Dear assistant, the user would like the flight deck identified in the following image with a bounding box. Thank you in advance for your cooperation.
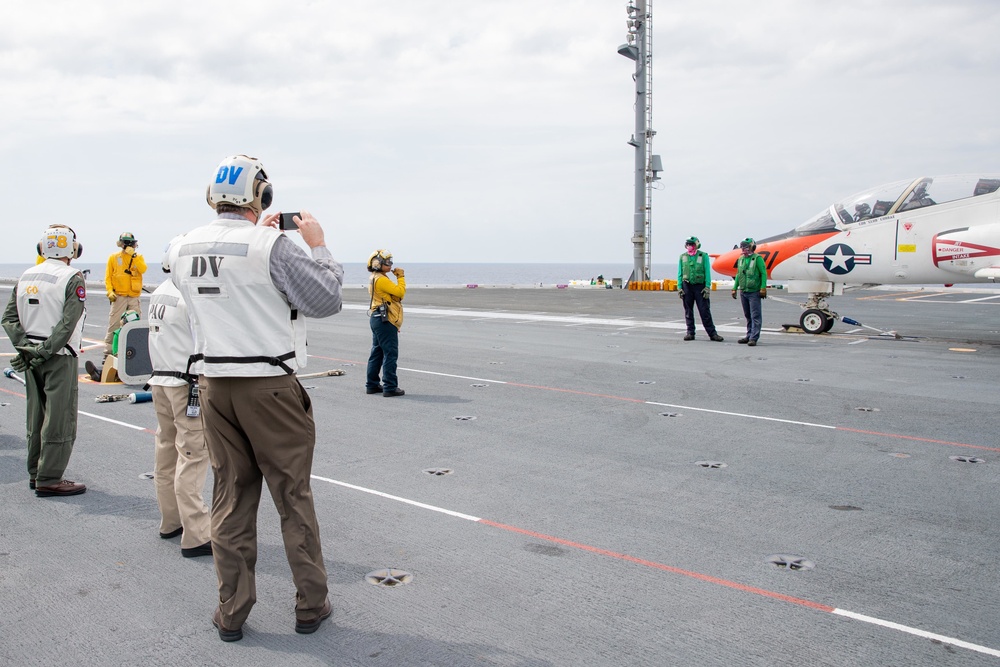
[1,285,998,666]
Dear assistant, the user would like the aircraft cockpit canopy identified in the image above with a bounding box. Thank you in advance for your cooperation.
[791,175,1000,237]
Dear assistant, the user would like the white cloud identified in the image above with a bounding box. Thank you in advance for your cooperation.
[1,0,999,269]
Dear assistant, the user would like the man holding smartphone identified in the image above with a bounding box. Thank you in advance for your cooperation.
[170,155,344,641]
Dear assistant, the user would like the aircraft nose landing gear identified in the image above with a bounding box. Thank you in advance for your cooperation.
[800,308,837,334]
[799,292,837,334]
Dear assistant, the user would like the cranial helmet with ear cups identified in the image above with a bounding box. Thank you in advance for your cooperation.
[685,236,701,249]
[38,225,83,260]
[367,249,393,272]
[206,155,273,219]
[160,235,184,274]
[739,237,756,251]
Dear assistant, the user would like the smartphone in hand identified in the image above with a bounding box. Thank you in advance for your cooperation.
[279,212,300,231]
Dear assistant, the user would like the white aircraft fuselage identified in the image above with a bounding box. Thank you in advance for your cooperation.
[712,174,1000,332]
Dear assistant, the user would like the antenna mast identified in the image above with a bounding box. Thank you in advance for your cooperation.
[618,0,661,283]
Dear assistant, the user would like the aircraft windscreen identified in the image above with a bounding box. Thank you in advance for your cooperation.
[898,175,1000,212]
[788,175,1000,237]
[793,208,837,235]
[835,179,912,222]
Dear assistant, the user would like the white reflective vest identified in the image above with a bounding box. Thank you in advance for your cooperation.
[16,259,84,356]
[148,280,201,387]
[171,219,306,377]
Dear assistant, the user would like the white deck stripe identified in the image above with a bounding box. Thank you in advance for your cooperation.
[832,609,1000,658]
[78,410,149,431]
[341,303,749,332]
[310,475,482,522]
[645,401,837,429]
[400,368,507,384]
[958,294,1000,303]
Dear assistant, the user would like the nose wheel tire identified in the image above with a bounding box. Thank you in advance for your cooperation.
[800,308,831,334]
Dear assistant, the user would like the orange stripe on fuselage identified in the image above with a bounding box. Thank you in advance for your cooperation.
[711,232,840,277]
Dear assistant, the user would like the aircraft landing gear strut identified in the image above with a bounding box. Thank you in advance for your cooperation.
[799,292,837,334]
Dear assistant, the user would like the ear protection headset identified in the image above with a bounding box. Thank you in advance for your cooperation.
[739,237,757,252]
[685,236,701,249]
[37,225,83,259]
[119,309,141,327]
[367,249,393,272]
[116,232,138,249]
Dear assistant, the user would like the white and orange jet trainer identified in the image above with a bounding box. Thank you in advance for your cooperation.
[712,174,1000,333]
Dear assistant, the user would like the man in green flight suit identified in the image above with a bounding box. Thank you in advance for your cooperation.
[677,236,724,342]
[2,225,88,496]
[731,237,768,346]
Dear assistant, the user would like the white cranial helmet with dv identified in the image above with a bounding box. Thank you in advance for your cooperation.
[206,155,273,219]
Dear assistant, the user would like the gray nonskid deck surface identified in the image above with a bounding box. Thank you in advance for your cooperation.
[1,286,999,666]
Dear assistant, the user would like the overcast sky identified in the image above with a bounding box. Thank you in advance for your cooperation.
[2,1,998,270]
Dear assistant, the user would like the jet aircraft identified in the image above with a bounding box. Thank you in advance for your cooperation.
[712,174,1000,333]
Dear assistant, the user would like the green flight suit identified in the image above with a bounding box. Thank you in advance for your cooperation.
[2,271,86,486]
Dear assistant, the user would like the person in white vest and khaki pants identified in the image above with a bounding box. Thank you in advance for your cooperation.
[148,241,212,558]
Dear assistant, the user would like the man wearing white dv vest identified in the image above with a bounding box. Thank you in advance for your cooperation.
[148,239,212,559]
[170,155,344,642]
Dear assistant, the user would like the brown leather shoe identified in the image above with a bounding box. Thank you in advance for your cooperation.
[295,598,332,634]
[212,608,243,642]
[35,480,87,497]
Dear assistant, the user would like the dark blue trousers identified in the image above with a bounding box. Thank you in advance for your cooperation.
[366,316,399,391]
[739,291,763,341]
[681,281,719,337]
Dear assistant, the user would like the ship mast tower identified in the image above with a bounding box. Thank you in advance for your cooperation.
[618,0,661,283]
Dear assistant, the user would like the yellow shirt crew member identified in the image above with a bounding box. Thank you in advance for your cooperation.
[103,232,146,359]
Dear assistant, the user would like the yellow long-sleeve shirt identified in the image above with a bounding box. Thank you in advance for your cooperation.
[105,250,147,297]
[369,272,405,329]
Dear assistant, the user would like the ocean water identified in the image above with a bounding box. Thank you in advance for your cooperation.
[0,262,680,287]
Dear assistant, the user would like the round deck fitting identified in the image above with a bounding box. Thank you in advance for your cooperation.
[365,569,413,587]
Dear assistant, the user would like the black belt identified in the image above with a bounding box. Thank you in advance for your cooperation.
[24,333,77,357]
[151,370,197,382]
[188,351,296,376]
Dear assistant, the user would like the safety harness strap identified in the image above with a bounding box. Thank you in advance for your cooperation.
[24,333,77,357]
[201,350,296,375]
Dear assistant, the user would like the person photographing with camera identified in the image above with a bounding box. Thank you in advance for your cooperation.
[103,231,146,361]
[365,250,405,397]
[171,155,343,641]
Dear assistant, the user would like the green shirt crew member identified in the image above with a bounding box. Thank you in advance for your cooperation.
[677,236,723,342]
[2,225,88,496]
[731,238,767,346]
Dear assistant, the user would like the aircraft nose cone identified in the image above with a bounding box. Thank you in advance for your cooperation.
[712,251,739,277]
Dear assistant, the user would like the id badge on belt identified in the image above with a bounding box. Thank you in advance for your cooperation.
[186,381,201,418]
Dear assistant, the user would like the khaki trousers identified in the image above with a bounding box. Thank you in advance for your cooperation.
[104,294,140,356]
[152,384,211,549]
[200,374,328,629]
[25,354,79,485]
